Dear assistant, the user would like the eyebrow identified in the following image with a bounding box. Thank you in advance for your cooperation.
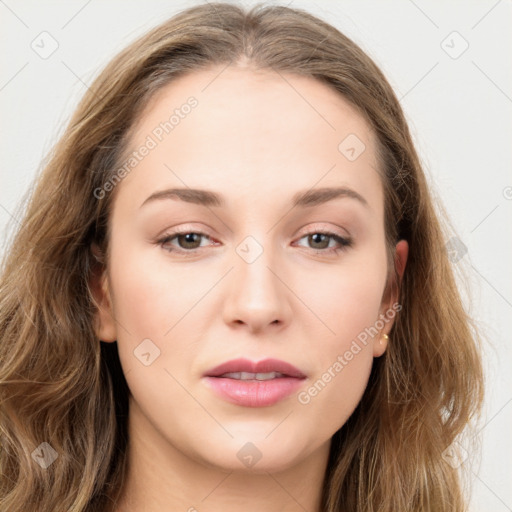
[140,186,369,209]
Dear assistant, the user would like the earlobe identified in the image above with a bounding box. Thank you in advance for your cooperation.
[89,244,117,343]
[373,333,388,357]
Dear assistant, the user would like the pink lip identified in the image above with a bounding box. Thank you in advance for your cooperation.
[202,358,307,408]
[204,358,306,378]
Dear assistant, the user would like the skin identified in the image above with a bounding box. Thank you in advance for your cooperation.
[91,64,408,512]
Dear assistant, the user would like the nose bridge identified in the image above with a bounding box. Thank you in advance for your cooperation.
[234,231,280,299]
[222,230,292,331]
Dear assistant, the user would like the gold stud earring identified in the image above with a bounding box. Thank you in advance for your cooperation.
[381,333,389,344]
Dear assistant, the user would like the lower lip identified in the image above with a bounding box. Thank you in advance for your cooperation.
[202,376,305,407]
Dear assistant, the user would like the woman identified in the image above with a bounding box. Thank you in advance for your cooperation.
[0,3,484,511]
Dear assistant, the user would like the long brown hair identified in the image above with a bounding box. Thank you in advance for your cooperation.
[0,3,484,511]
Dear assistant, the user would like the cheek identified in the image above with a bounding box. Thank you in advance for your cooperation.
[296,341,373,436]
[107,249,207,423]
[293,249,387,346]
[108,247,205,339]
[291,254,386,424]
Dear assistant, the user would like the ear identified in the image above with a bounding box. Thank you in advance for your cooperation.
[373,239,409,357]
[89,243,117,342]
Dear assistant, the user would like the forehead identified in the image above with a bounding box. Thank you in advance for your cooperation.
[114,64,382,214]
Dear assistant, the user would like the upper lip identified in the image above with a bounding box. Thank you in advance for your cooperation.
[204,358,307,378]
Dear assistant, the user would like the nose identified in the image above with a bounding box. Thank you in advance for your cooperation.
[222,241,293,334]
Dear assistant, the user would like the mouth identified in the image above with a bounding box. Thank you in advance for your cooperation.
[202,358,307,407]
[203,357,307,379]
[216,371,288,380]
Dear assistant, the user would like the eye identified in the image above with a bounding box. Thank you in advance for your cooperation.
[156,227,352,257]
[294,231,352,255]
[157,229,214,255]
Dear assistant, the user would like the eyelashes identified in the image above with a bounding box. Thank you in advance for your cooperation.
[156,227,353,258]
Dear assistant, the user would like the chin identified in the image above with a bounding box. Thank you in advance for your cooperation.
[196,433,311,473]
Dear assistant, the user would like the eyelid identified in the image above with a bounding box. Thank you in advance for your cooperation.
[295,222,350,239]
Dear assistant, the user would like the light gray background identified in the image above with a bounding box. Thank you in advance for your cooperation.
[1,1,511,510]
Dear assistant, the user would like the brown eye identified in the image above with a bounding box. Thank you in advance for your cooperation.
[157,229,351,257]
[175,233,203,249]
[308,233,331,249]
[295,231,352,254]
[158,231,212,254]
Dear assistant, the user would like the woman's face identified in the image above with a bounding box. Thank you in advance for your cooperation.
[93,65,407,473]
